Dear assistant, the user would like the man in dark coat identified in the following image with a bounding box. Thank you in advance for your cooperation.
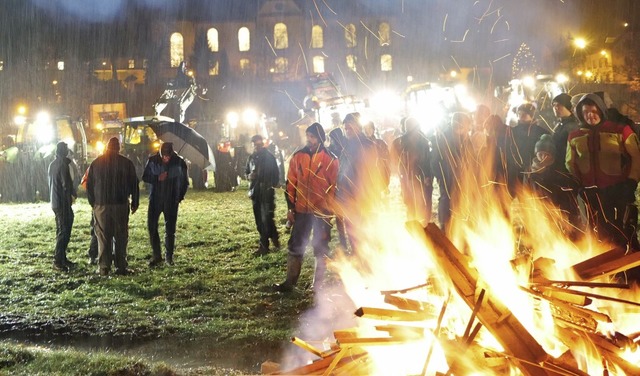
[246,134,281,255]
[86,137,140,276]
[506,103,549,197]
[48,141,77,272]
[550,93,579,172]
[391,117,433,225]
[143,142,189,266]
[335,113,379,255]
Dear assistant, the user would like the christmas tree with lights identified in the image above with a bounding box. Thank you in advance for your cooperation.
[512,43,538,78]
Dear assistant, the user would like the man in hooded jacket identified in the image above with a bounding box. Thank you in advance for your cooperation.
[274,123,339,292]
[143,142,189,266]
[48,141,77,271]
[566,93,640,249]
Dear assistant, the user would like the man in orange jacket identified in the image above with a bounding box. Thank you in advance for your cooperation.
[274,123,339,292]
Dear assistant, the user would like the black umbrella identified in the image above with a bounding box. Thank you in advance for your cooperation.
[149,121,216,171]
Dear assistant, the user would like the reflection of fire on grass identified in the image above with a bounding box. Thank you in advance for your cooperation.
[267,153,640,375]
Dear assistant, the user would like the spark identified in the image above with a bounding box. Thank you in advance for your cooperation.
[505,20,510,30]
[451,29,469,43]
[311,0,327,27]
[493,53,511,63]
[490,15,502,34]
[493,39,509,43]
[442,13,448,32]
[450,56,462,71]
[320,0,336,15]
[392,30,405,39]
[264,36,277,57]
[276,90,302,114]
[299,42,309,76]
[360,20,380,43]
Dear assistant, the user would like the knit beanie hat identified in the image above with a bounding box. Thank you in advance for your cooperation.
[552,93,573,112]
[107,137,120,151]
[534,134,555,156]
[56,141,68,158]
[306,122,326,143]
[161,142,174,157]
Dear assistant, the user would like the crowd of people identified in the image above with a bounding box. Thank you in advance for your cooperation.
[47,91,640,287]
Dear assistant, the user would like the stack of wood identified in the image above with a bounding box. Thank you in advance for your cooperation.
[267,223,640,375]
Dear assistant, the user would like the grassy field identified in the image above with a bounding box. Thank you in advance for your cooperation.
[0,184,327,375]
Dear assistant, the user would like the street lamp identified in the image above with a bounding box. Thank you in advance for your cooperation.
[574,38,587,50]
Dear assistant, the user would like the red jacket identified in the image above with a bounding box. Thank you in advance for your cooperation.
[286,145,338,215]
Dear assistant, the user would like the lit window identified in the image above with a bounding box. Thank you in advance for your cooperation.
[209,60,219,76]
[274,23,288,49]
[313,56,325,73]
[170,32,184,68]
[143,59,148,69]
[311,25,323,49]
[128,59,135,69]
[346,54,357,72]
[274,57,288,73]
[379,22,390,46]
[345,24,357,48]
[57,61,64,70]
[0,61,3,71]
[238,27,250,52]
[240,58,251,73]
[207,28,219,52]
[381,54,392,71]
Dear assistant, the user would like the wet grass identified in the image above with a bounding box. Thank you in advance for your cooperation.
[0,184,319,374]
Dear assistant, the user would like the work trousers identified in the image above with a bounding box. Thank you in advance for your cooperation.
[93,204,130,272]
[53,206,74,264]
[252,191,279,248]
[148,200,179,260]
[288,213,332,258]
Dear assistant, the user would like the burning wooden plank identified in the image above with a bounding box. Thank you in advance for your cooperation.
[571,248,640,281]
[354,307,434,321]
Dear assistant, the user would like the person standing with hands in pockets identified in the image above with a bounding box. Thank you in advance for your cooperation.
[143,142,189,267]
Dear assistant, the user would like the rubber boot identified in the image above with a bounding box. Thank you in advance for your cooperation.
[274,255,303,292]
[311,257,327,292]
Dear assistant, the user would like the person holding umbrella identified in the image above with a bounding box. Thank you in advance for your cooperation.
[143,142,189,266]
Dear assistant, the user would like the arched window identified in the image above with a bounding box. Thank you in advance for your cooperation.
[238,27,250,52]
[311,25,323,49]
[207,28,219,52]
[345,24,357,48]
[170,32,184,68]
[275,57,288,73]
[379,22,390,46]
[346,54,357,72]
[313,56,325,73]
[381,54,392,71]
[274,23,288,49]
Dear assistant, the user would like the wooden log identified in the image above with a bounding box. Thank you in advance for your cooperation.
[383,294,435,313]
[291,337,328,358]
[354,307,432,321]
[571,248,640,281]
[538,286,592,306]
[336,337,414,346]
[540,285,640,307]
[411,222,552,376]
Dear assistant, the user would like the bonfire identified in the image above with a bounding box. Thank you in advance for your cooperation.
[267,155,640,375]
